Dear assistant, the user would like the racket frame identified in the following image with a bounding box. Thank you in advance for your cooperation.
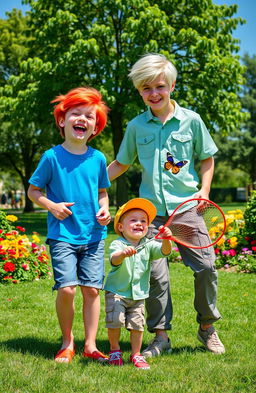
[136,198,226,250]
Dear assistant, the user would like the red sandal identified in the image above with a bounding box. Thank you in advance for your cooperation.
[54,348,75,363]
[83,350,109,363]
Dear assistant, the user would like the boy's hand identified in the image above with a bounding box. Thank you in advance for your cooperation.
[122,246,137,257]
[96,207,111,226]
[159,225,172,239]
[111,246,137,265]
[49,202,75,220]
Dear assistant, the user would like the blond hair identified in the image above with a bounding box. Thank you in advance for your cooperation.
[128,53,177,90]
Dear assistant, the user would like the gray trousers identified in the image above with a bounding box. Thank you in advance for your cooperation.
[145,212,221,333]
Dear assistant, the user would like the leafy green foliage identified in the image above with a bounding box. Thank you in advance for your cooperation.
[243,190,256,237]
[0,0,248,206]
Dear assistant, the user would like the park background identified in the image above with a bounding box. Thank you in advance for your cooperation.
[0,1,256,393]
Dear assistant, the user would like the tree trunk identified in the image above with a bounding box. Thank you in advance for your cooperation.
[109,108,128,208]
[22,176,35,213]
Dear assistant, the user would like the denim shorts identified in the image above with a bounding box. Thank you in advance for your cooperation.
[47,239,105,291]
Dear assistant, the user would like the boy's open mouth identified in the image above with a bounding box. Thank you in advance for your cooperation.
[73,125,87,132]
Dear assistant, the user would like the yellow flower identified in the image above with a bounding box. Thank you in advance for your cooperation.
[6,215,18,222]
[32,234,40,243]
[229,236,238,248]
[216,237,225,247]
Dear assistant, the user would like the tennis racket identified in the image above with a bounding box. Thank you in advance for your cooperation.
[136,198,226,250]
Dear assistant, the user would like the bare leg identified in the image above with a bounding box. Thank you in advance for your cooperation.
[81,286,100,353]
[55,286,76,362]
[130,330,143,356]
[108,328,121,350]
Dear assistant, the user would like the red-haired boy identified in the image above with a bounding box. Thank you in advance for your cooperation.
[28,87,111,363]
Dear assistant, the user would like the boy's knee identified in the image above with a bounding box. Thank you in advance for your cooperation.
[81,286,99,298]
[57,286,77,301]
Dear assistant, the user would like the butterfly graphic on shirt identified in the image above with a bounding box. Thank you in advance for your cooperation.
[164,152,188,174]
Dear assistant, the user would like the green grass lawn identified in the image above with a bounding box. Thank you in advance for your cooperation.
[1,264,255,393]
[1,203,255,393]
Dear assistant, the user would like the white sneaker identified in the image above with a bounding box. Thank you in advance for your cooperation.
[197,326,225,354]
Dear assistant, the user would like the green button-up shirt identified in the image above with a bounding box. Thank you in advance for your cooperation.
[104,237,169,300]
[117,101,218,215]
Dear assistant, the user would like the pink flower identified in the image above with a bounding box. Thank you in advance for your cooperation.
[22,264,29,271]
[229,249,236,256]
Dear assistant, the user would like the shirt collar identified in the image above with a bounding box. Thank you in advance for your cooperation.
[145,100,183,122]
[117,236,147,247]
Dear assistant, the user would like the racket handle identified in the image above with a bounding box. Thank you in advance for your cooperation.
[135,237,154,250]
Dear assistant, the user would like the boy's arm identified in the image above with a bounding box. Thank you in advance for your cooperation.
[27,184,74,220]
[159,226,172,256]
[96,188,111,225]
[111,246,137,266]
[107,160,130,181]
[195,156,214,200]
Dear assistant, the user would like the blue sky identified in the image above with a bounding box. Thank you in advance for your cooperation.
[0,0,255,57]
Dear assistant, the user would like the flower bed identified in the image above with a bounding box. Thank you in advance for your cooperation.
[169,197,256,273]
[0,211,51,284]
[214,209,256,273]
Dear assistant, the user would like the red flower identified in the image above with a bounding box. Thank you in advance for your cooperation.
[0,229,3,234]
[251,240,256,245]
[3,262,16,272]
[214,248,220,254]
[16,226,26,232]
[252,246,256,251]
[244,236,250,241]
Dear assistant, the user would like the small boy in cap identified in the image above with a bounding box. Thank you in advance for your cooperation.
[104,198,172,369]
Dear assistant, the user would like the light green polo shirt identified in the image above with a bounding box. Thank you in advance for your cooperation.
[104,237,169,300]
[116,100,218,215]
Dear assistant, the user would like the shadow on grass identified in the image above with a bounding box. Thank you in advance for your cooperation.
[171,345,206,354]
[1,337,111,359]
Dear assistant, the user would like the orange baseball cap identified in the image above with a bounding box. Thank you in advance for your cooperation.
[114,198,157,236]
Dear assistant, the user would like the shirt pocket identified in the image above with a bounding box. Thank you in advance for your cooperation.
[137,134,155,158]
[171,133,193,159]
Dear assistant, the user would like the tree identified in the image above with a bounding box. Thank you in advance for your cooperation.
[0,10,61,211]
[214,53,256,187]
[240,54,256,183]
[0,0,247,207]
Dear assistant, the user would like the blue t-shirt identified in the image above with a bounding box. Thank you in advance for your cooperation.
[29,145,111,244]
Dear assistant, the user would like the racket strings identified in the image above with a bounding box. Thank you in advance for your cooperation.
[156,203,225,248]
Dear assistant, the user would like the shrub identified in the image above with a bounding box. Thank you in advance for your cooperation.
[243,190,256,237]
